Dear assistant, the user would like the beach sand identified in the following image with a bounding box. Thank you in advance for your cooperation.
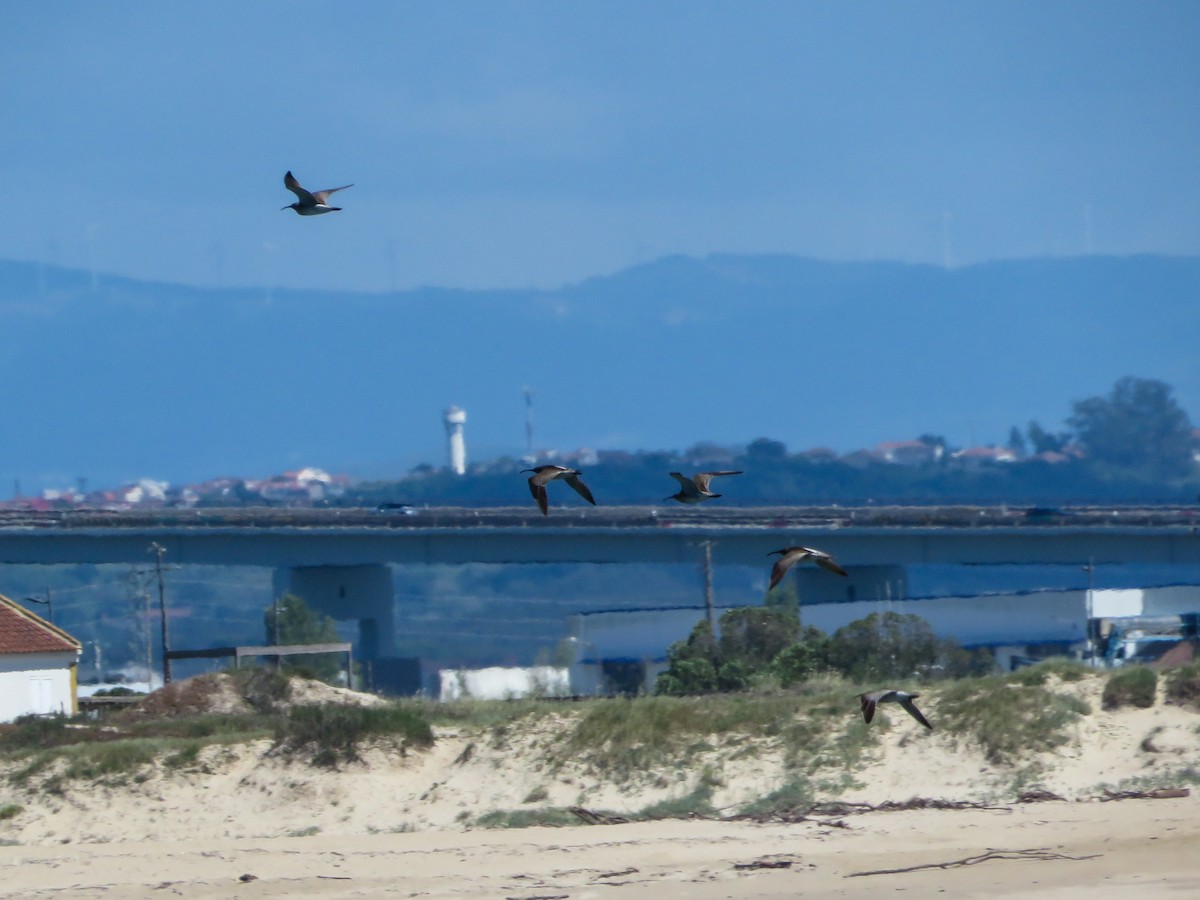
[1,795,1197,898]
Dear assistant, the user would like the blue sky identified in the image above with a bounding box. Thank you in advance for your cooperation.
[4,1,1198,293]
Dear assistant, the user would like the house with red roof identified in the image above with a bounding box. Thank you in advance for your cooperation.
[0,594,83,722]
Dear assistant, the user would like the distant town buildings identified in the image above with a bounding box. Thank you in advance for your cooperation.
[0,429,1133,513]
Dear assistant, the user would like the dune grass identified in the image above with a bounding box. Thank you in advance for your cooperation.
[0,675,436,786]
[1102,666,1158,709]
[274,703,434,767]
[1164,662,1200,710]
[934,673,1091,764]
[1007,658,1093,686]
[548,681,877,780]
[475,807,583,829]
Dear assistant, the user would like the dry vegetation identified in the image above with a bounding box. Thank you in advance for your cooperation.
[0,661,1198,843]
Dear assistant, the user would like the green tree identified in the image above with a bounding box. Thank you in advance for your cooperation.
[743,437,788,465]
[1006,426,1027,457]
[656,606,801,695]
[827,611,942,682]
[764,575,800,618]
[655,619,721,695]
[770,626,831,687]
[263,593,341,683]
[718,606,800,669]
[1067,376,1195,479]
[1026,420,1069,454]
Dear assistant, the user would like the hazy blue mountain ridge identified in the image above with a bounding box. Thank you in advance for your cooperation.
[1,253,1196,496]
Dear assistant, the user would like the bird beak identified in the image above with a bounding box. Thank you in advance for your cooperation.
[280,205,290,211]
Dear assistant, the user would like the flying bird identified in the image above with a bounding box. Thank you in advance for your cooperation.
[766,546,848,591]
[281,171,353,215]
[664,470,743,503]
[521,465,596,516]
[858,689,933,730]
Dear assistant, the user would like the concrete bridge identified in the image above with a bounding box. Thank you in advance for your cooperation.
[2,505,1197,662]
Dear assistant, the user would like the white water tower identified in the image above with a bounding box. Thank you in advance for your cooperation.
[443,405,467,475]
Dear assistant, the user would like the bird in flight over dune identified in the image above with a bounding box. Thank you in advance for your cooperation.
[521,465,596,516]
[281,171,353,215]
[858,689,933,730]
[766,545,848,591]
[664,471,743,503]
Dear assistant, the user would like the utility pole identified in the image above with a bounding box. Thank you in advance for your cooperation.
[150,542,171,685]
[702,540,715,629]
[21,588,53,624]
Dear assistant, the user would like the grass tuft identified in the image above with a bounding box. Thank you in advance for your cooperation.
[274,703,434,767]
[737,777,815,818]
[1008,658,1093,686]
[1164,663,1200,711]
[1102,666,1157,710]
[632,783,716,820]
[934,675,1090,764]
[475,807,582,829]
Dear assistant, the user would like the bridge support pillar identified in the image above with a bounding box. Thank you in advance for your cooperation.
[792,564,908,606]
[272,564,395,660]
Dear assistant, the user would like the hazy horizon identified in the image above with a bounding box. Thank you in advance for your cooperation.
[5,3,1198,293]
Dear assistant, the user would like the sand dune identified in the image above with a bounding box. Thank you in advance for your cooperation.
[1,673,1197,897]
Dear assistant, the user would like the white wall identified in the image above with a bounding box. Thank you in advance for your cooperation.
[438,665,569,702]
[0,652,77,722]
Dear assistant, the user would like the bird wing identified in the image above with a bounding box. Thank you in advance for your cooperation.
[284,171,315,203]
[528,479,549,515]
[694,470,742,492]
[669,472,700,495]
[527,466,557,487]
[814,553,849,577]
[859,692,878,724]
[768,549,804,591]
[564,474,596,505]
[899,696,933,730]
[311,184,354,204]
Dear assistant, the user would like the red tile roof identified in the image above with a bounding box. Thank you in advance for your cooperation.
[0,595,81,655]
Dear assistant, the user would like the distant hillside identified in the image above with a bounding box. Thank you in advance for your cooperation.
[1,253,1197,495]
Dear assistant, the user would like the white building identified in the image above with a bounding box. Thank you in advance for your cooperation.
[443,406,467,475]
[0,594,82,722]
[438,665,569,701]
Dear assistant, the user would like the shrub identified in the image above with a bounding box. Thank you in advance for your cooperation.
[0,804,21,820]
[633,783,716,820]
[718,607,800,669]
[771,629,830,687]
[1102,666,1157,710]
[1009,657,1092,686]
[475,807,581,829]
[738,778,815,819]
[656,607,806,694]
[234,668,293,713]
[936,676,1091,764]
[656,657,719,696]
[1163,662,1200,710]
[62,740,158,781]
[827,611,945,682]
[274,703,434,767]
[0,715,70,752]
[716,659,755,692]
